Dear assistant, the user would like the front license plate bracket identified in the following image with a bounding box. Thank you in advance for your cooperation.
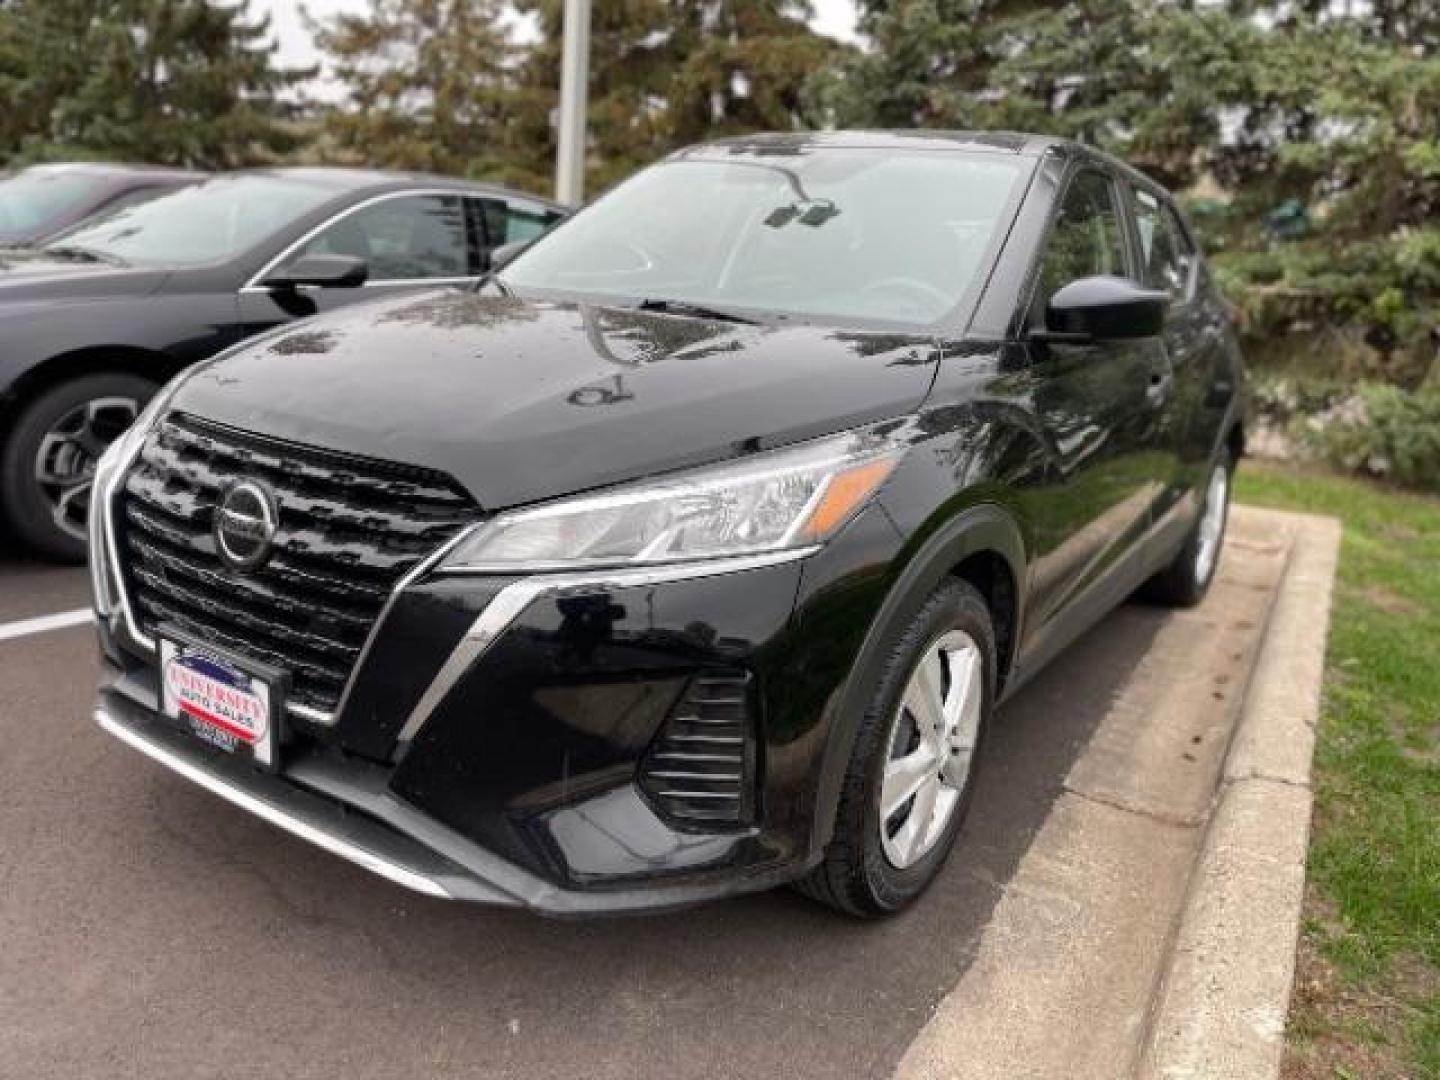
[158,626,286,772]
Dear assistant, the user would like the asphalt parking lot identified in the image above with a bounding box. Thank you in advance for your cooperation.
[0,522,1286,1080]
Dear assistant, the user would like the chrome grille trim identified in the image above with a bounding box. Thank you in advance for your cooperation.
[112,413,479,724]
[639,670,755,825]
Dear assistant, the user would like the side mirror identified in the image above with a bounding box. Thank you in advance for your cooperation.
[488,240,530,272]
[263,253,369,290]
[1040,275,1169,343]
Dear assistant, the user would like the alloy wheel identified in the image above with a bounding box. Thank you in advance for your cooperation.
[1194,463,1229,587]
[32,395,141,542]
[879,629,984,870]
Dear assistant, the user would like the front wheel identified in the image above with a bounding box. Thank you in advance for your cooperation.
[796,578,995,918]
[1144,449,1234,608]
[0,373,158,562]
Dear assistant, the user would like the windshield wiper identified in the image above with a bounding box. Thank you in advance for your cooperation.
[474,271,512,297]
[43,244,128,267]
[635,298,759,325]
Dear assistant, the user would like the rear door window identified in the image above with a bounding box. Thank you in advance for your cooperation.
[1132,189,1196,301]
[474,197,563,249]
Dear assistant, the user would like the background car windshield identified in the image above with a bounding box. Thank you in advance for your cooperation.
[0,170,105,240]
[503,152,1025,326]
[47,175,335,266]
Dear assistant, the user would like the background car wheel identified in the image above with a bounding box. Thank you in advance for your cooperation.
[1143,447,1234,608]
[0,373,158,562]
[795,578,995,918]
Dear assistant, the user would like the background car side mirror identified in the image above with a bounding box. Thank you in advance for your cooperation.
[1039,275,1169,343]
[487,240,530,272]
[263,253,369,290]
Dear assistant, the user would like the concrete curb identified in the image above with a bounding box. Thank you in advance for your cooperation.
[1137,510,1342,1080]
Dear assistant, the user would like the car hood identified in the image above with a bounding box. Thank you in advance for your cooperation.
[170,290,939,509]
[0,249,167,300]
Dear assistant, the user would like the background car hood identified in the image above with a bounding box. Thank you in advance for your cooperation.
[171,290,939,509]
[0,250,167,299]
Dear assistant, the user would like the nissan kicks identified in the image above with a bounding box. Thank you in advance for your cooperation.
[89,132,1245,917]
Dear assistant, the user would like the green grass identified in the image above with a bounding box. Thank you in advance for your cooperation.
[1235,462,1440,1078]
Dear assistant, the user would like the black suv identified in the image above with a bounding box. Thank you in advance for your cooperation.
[0,168,563,558]
[90,133,1245,917]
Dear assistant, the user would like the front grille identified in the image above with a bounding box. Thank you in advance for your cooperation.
[638,671,755,826]
[117,413,478,717]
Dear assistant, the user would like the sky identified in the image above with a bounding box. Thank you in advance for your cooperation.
[258,0,861,79]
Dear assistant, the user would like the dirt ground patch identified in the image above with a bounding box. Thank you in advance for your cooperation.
[1283,896,1438,1079]
[1355,583,1425,618]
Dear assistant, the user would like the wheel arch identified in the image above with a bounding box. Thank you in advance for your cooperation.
[808,502,1028,855]
[0,345,180,434]
[950,548,1019,694]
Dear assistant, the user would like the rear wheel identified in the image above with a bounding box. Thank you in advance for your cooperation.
[1144,449,1233,608]
[0,373,158,562]
[796,578,995,918]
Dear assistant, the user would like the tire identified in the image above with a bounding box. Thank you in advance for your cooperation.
[796,578,996,918]
[1143,448,1234,608]
[0,373,158,562]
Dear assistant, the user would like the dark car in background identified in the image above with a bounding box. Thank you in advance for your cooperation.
[90,132,1245,917]
[0,163,203,248]
[0,167,565,558]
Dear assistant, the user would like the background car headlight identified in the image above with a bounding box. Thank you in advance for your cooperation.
[443,431,902,573]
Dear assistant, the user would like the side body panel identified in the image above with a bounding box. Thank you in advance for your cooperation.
[998,157,1179,665]
[0,264,247,400]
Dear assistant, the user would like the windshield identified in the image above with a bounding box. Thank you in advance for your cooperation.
[503,152,1026,327]
[0,170,106,241]
[46,175,337,266]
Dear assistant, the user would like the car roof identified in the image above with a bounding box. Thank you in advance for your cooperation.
[679,130,1036,157]
[672,130,1168,193]
[19,161,207,180]
[232,167,565,209]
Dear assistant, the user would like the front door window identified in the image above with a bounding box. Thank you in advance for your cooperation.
[1032,170,1127,324]
[298,194,471,282]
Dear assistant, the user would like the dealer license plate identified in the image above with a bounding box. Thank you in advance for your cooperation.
[160,637,281,769]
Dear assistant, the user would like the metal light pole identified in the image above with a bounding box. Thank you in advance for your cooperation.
[555,0,591,207]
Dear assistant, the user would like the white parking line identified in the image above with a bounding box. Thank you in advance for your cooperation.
[0,608,94,644]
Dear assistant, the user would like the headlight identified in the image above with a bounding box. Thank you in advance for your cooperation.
[442,430,902,573]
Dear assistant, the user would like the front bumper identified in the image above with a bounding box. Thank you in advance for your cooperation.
[96,684,816,916]
[93,495,906,913]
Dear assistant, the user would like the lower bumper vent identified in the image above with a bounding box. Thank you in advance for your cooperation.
[638,671,755,826]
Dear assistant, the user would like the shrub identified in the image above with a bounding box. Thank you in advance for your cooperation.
[1302,382,1440,494]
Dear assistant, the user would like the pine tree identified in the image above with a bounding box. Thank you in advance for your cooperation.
[0,3,26,156]
[818,0,1437,382]
[812,0,1042,129]
[502,0,678,194]
[504,0,838,197]
[663,1,837,147]
[815,0,1243,188]
[308,0,514,177]
[0,0,309,167]
[1214,12,1440,381]
[977,4,1258,188]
